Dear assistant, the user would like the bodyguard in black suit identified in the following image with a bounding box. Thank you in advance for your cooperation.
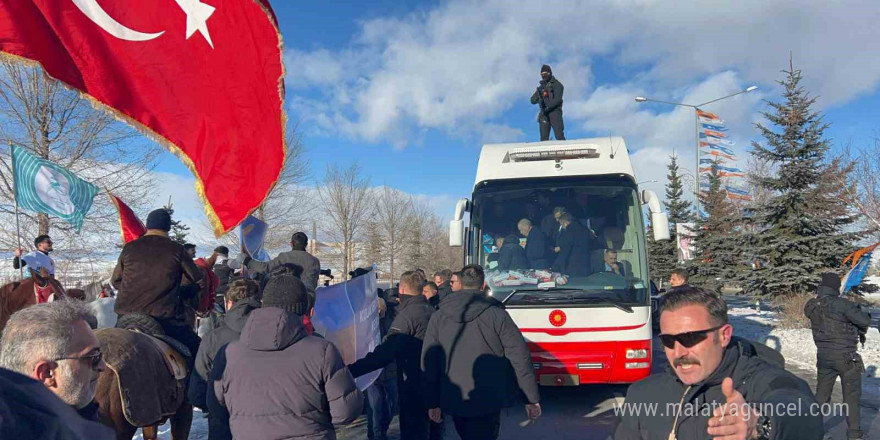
[551,213,591,276]
[518,219,549,269]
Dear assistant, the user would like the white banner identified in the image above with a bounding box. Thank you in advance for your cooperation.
[311,268,381,391]
[676,223,696,262]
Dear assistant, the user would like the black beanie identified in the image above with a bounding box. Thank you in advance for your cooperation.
[262,273,309,316]
[146,209,172,232]
[541,64,552,74]
[819,272,841,291]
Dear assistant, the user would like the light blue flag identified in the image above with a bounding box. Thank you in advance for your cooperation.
[13,146,98,231]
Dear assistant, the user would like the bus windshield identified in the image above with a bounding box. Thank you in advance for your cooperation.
[470,179,649,307]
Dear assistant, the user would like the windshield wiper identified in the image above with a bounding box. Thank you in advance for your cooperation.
[503,288,635,313]
[502,287,582,304]
[573,296,634,313]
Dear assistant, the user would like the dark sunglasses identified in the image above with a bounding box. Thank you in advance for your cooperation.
[659,325,723,349]
[55,350,103,369]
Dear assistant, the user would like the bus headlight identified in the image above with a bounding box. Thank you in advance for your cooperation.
[625,362,650,369]
[626,349,648,359]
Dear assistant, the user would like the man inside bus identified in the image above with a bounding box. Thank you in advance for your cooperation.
[552,213,591,276]
[541,207,568,246]
[602,249,627,278]
[517,219,549,269]
[494,235,528,272]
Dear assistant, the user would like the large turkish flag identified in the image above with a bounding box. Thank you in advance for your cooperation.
[107,193,145,244]
[0,0,286,236]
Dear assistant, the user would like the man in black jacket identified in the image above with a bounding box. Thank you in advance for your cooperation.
[422,264,541,440]
[433,269,453,303]
[529,64,564,141]
[552,213,591,276]
[805,273,871,439]
[495,234,528,272]
[518,218,548,269]
[615,286,823,440]
[189,279,261,440]
[349,271,435,440]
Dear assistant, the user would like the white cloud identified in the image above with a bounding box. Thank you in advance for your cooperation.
[285,0,880,148]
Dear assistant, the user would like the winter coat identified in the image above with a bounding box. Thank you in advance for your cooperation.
[421,290,540,417]
[190,298,261,410]
[112,233,203,321]
[213,259,234,295]
[0,367,114,440]
[349,294,434,397]
[530,76,564,116]
[614,338,823,440]
[524,227,549,269]
[245,249,321,296]
[552,221,591,276]
[497,235,529,272]
[215,307,362,440]
[804,286,871,355]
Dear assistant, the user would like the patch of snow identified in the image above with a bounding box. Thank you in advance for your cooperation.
[729,306,880,399]
[131,408,208,440]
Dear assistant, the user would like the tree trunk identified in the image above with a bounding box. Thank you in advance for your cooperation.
[38,213,49,236]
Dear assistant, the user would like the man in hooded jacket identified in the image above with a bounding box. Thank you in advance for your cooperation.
[530,64,564,141]
[421,264,541,440]
[805,273,871,439]
[214,271,362,440]
[190,279,261,440]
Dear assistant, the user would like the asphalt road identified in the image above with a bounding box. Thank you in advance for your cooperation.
[335,295,880,440]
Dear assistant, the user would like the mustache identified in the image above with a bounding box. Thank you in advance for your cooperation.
[674,357,700,367]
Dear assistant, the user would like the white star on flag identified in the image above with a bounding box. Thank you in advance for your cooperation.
[175,0,216,49]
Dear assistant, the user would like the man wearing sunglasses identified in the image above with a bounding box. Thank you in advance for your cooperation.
[0,301,107,422]
[614,286,823,440]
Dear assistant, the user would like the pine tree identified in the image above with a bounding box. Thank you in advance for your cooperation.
[742,59,858,295]
[162,201,190,246]
[692,161,742,292]
[647,154,692,285]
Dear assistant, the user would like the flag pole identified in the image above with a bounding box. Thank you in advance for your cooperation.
[9,142,23,280]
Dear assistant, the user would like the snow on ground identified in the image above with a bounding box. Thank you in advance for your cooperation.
[864,276,880,304]
[131,408,208,440]
[729,306,880,400]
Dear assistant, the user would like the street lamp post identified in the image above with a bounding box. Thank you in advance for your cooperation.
[634,86,757,215]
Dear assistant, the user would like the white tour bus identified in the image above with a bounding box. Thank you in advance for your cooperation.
[449,137,670,386]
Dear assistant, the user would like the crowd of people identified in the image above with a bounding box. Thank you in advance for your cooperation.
[0,206,872,440]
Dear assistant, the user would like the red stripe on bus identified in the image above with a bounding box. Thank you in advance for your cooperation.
[519,322,646,336]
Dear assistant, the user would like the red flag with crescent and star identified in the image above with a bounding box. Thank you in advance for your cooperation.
[107,193,146,244]
[0,0,286,236]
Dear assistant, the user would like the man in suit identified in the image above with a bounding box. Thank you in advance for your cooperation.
[495,235,529,272]
[244,232,320,302]
[551,213,591,276]
[540,207,567,245]
[602,249,627,277]
[517,219,548,269]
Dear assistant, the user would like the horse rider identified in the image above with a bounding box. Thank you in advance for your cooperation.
[12,234,55,279]
[111,208,204,367]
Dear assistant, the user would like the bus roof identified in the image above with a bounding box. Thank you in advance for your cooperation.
[474,137,635,189]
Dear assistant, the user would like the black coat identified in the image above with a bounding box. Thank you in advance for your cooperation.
[805,286,871,355]
[421,290,540,417]
[497,236,529,272]
[614,338,822,440]
[524,227,549,269]
[0,368,114,440]
[190,298,260,410]
[213,260,234,295]
[552,222,591,276]
[349,294,434,398]
[530,76,564,115]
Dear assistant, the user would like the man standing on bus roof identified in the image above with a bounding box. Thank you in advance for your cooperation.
[529,64,564,141]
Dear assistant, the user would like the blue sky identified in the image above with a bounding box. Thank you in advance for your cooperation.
[154,0,880,238]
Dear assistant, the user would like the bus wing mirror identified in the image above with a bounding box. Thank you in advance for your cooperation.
[641,189,671,241]
[652,212,670,241]
[450,220,464,247]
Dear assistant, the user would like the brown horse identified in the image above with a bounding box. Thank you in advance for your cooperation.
[93,327,193,440]
[0,276,66,331]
